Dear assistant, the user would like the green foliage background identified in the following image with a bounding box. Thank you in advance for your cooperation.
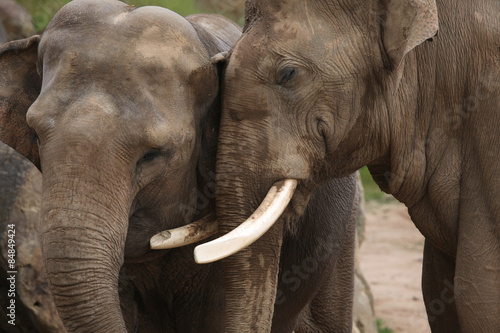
[17,0,200,31]
[360,167,394,202]
[376,319,395,333]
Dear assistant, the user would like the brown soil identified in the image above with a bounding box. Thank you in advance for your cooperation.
[359,202,431,333]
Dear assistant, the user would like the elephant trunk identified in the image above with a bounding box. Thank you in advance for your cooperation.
[218,177,284,332]
[213,130,287,332]
[39,168,130,332]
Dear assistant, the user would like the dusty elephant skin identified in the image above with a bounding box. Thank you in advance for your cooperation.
[0,0,241,331]
[0,142,65,333]
[216,0,500,332]
[0,22,6,44]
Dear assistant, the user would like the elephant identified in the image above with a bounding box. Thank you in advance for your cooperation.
[0,0,35,41]
[0,23,6,43]
[190,0,500,332]
[0,0,364,331]
[0,141,66,333]
[0,0,242,331]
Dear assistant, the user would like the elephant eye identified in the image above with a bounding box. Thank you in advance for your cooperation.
[32,131,41,146]
[137,149,161,166]
[278,67,298,86]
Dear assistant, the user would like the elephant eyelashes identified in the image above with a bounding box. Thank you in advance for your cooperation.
[278,67,298,86]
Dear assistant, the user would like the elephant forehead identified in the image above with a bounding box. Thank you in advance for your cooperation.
[38,2,211,105]
[48,0,191,30]
[36,6,211,114]
[42,0,206,61]
[30,89,196,150]
[133,33,206,75]
[241,0,369,61]
[42,1,207,62]
[32,1,211,138]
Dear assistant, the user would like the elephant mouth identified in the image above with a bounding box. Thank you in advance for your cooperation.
[287,180,314,217]
[150,179,301,264]
[125,210,206,263]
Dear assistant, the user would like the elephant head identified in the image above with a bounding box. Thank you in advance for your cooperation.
[0,0,239,331]
[192,0,439,331]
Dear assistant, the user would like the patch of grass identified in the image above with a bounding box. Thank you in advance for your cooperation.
[376,318,394,333]
[17,0,200,31]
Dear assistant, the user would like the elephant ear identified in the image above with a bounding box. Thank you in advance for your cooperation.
[0,35,41,170]
[382,0,439,69]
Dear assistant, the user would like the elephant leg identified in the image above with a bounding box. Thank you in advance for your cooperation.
[295,226,355,333]
[454,211,500,333]
[421,240,460,333]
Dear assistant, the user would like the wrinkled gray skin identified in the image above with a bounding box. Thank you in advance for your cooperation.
[0,0,363,331]
[0,23,6,43]
[0,142,65,333]
[218,0,500,332]
[0,0,242,331]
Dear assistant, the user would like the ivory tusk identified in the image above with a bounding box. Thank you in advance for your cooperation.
[194,179,298,264]
[150,213,218,250]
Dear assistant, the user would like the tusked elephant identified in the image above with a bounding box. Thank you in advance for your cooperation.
[189,0,500,332]
[0,0,362,332]
[0,0,242,331]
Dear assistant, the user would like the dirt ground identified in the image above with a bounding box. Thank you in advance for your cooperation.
[359,202,431,333]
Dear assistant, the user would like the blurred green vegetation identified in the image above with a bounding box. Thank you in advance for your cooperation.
[359,166,394,202]
[17,0,200,31]
[376,319,394,333]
